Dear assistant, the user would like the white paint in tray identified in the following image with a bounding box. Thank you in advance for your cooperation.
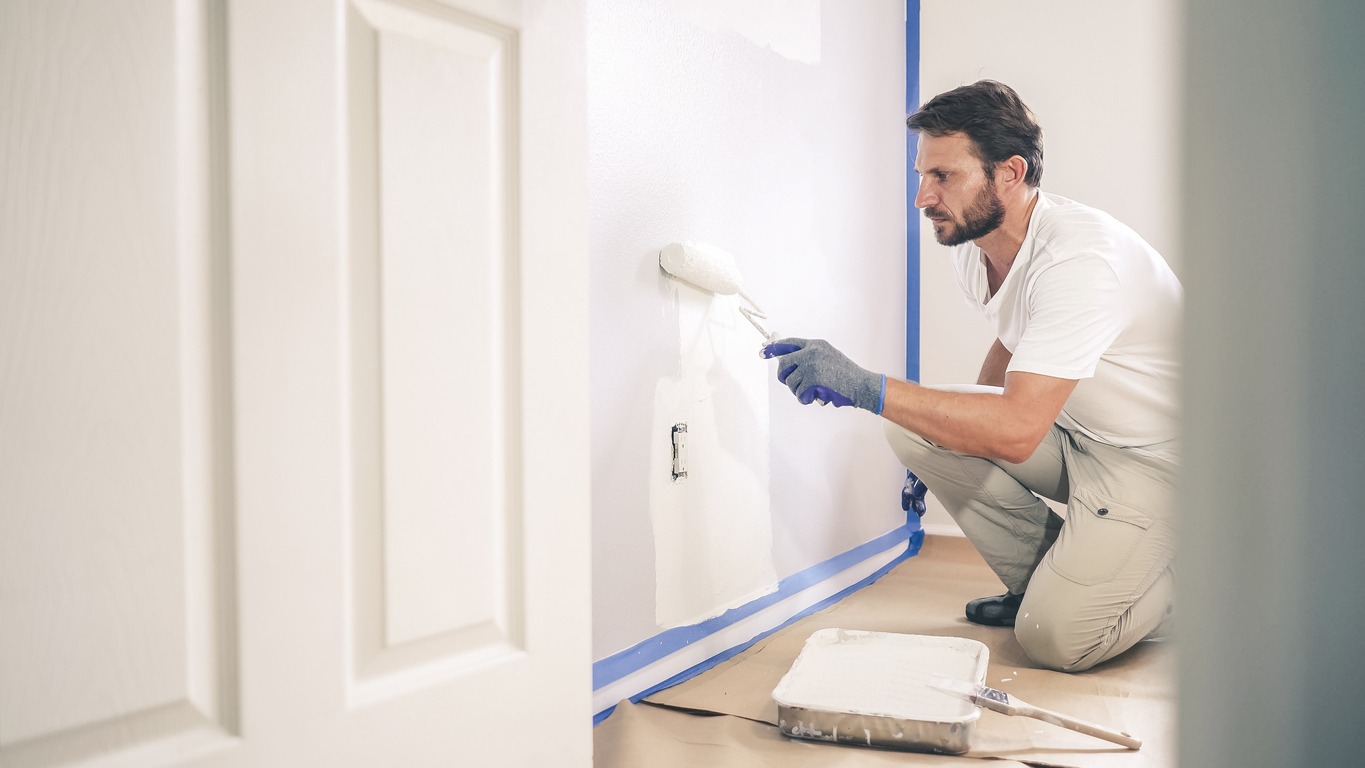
[773,629,989,722]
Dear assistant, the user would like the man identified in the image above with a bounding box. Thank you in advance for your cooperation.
[763,80,1181,672]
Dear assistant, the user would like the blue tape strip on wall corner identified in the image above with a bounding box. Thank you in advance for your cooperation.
[905,0,922,383]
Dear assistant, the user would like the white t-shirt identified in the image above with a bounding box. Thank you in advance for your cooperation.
[951,191,1183,460]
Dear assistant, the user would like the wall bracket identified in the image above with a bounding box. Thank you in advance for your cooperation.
[670,423,688,482]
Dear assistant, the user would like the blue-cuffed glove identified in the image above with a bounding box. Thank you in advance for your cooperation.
[760,337,886,414]
[902,471,928,517]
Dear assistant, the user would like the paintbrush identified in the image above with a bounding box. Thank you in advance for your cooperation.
[928,676,1142,750]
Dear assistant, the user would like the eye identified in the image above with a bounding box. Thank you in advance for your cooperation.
[936,172,949,182]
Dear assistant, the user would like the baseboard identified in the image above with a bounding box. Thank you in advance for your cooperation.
[591,524,924,724]
[919,521,965,537]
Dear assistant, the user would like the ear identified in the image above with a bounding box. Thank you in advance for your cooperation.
[998,155,1029,187]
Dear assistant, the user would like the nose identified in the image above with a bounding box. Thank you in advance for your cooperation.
[914,178,935,210]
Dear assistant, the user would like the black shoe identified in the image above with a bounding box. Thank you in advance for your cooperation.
[965,592,1024,627]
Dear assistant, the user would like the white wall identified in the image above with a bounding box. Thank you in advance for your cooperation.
[588,0,908,659]
[915,0,1182,535]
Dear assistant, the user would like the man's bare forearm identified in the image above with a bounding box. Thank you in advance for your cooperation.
[881,369,1076,464]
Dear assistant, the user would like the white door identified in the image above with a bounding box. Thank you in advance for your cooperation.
[0,0,591,766]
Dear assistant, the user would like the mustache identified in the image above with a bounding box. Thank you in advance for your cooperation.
[923,207,948,220]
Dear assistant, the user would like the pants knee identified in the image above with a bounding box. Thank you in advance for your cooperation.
[883,421,933,468]
[1014,612,1104,673]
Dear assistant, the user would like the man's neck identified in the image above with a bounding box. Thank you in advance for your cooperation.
[976,189,1040,283]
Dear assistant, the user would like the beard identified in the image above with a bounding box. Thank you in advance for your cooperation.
[926,183,1005,246]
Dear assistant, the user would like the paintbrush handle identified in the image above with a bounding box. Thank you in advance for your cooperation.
[1013,701,1143,750]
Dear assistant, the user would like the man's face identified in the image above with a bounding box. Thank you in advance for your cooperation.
[914,132,1005,246]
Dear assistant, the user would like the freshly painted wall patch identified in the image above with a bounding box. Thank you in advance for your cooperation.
[650,282,776,628]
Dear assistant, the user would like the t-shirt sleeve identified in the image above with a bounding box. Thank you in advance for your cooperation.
[1006,254,1128,380]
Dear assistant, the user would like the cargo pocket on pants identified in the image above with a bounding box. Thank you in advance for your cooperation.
[1049,487,1154,587]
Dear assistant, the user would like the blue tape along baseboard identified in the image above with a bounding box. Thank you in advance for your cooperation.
[592,524,924,724]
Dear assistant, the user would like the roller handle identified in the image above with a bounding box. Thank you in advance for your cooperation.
[1012,701,1143,750]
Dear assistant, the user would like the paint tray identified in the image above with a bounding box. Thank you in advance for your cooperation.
[771,628,989,755]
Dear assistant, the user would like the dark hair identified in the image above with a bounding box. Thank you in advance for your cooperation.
[906,80,1044,187]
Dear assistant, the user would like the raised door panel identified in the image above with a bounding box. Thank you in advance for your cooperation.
[344,0,524,703]
[226,0,589,761]
[0,1,236,765]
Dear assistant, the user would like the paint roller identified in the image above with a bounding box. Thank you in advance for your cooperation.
[659,242,776,341]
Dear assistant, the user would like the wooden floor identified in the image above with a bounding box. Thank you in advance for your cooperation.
[593,535,1175,768]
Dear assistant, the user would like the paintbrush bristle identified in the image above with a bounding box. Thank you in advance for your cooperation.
[973,683,1011,706]
[928,676,1012,712]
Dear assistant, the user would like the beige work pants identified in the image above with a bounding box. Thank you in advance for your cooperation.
[884,422,1176,672]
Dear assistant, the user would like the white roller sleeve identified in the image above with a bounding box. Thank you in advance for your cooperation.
[659,241,743,295]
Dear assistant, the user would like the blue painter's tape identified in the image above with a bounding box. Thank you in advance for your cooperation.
[592,529,922,725]
[592,527,925,724]
[906,0,921,383]
[591,526,910,691]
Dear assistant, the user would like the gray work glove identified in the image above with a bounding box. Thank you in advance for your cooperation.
[761,338,886,414]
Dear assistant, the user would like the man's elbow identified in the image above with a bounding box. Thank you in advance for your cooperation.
[994,429,1048,465]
